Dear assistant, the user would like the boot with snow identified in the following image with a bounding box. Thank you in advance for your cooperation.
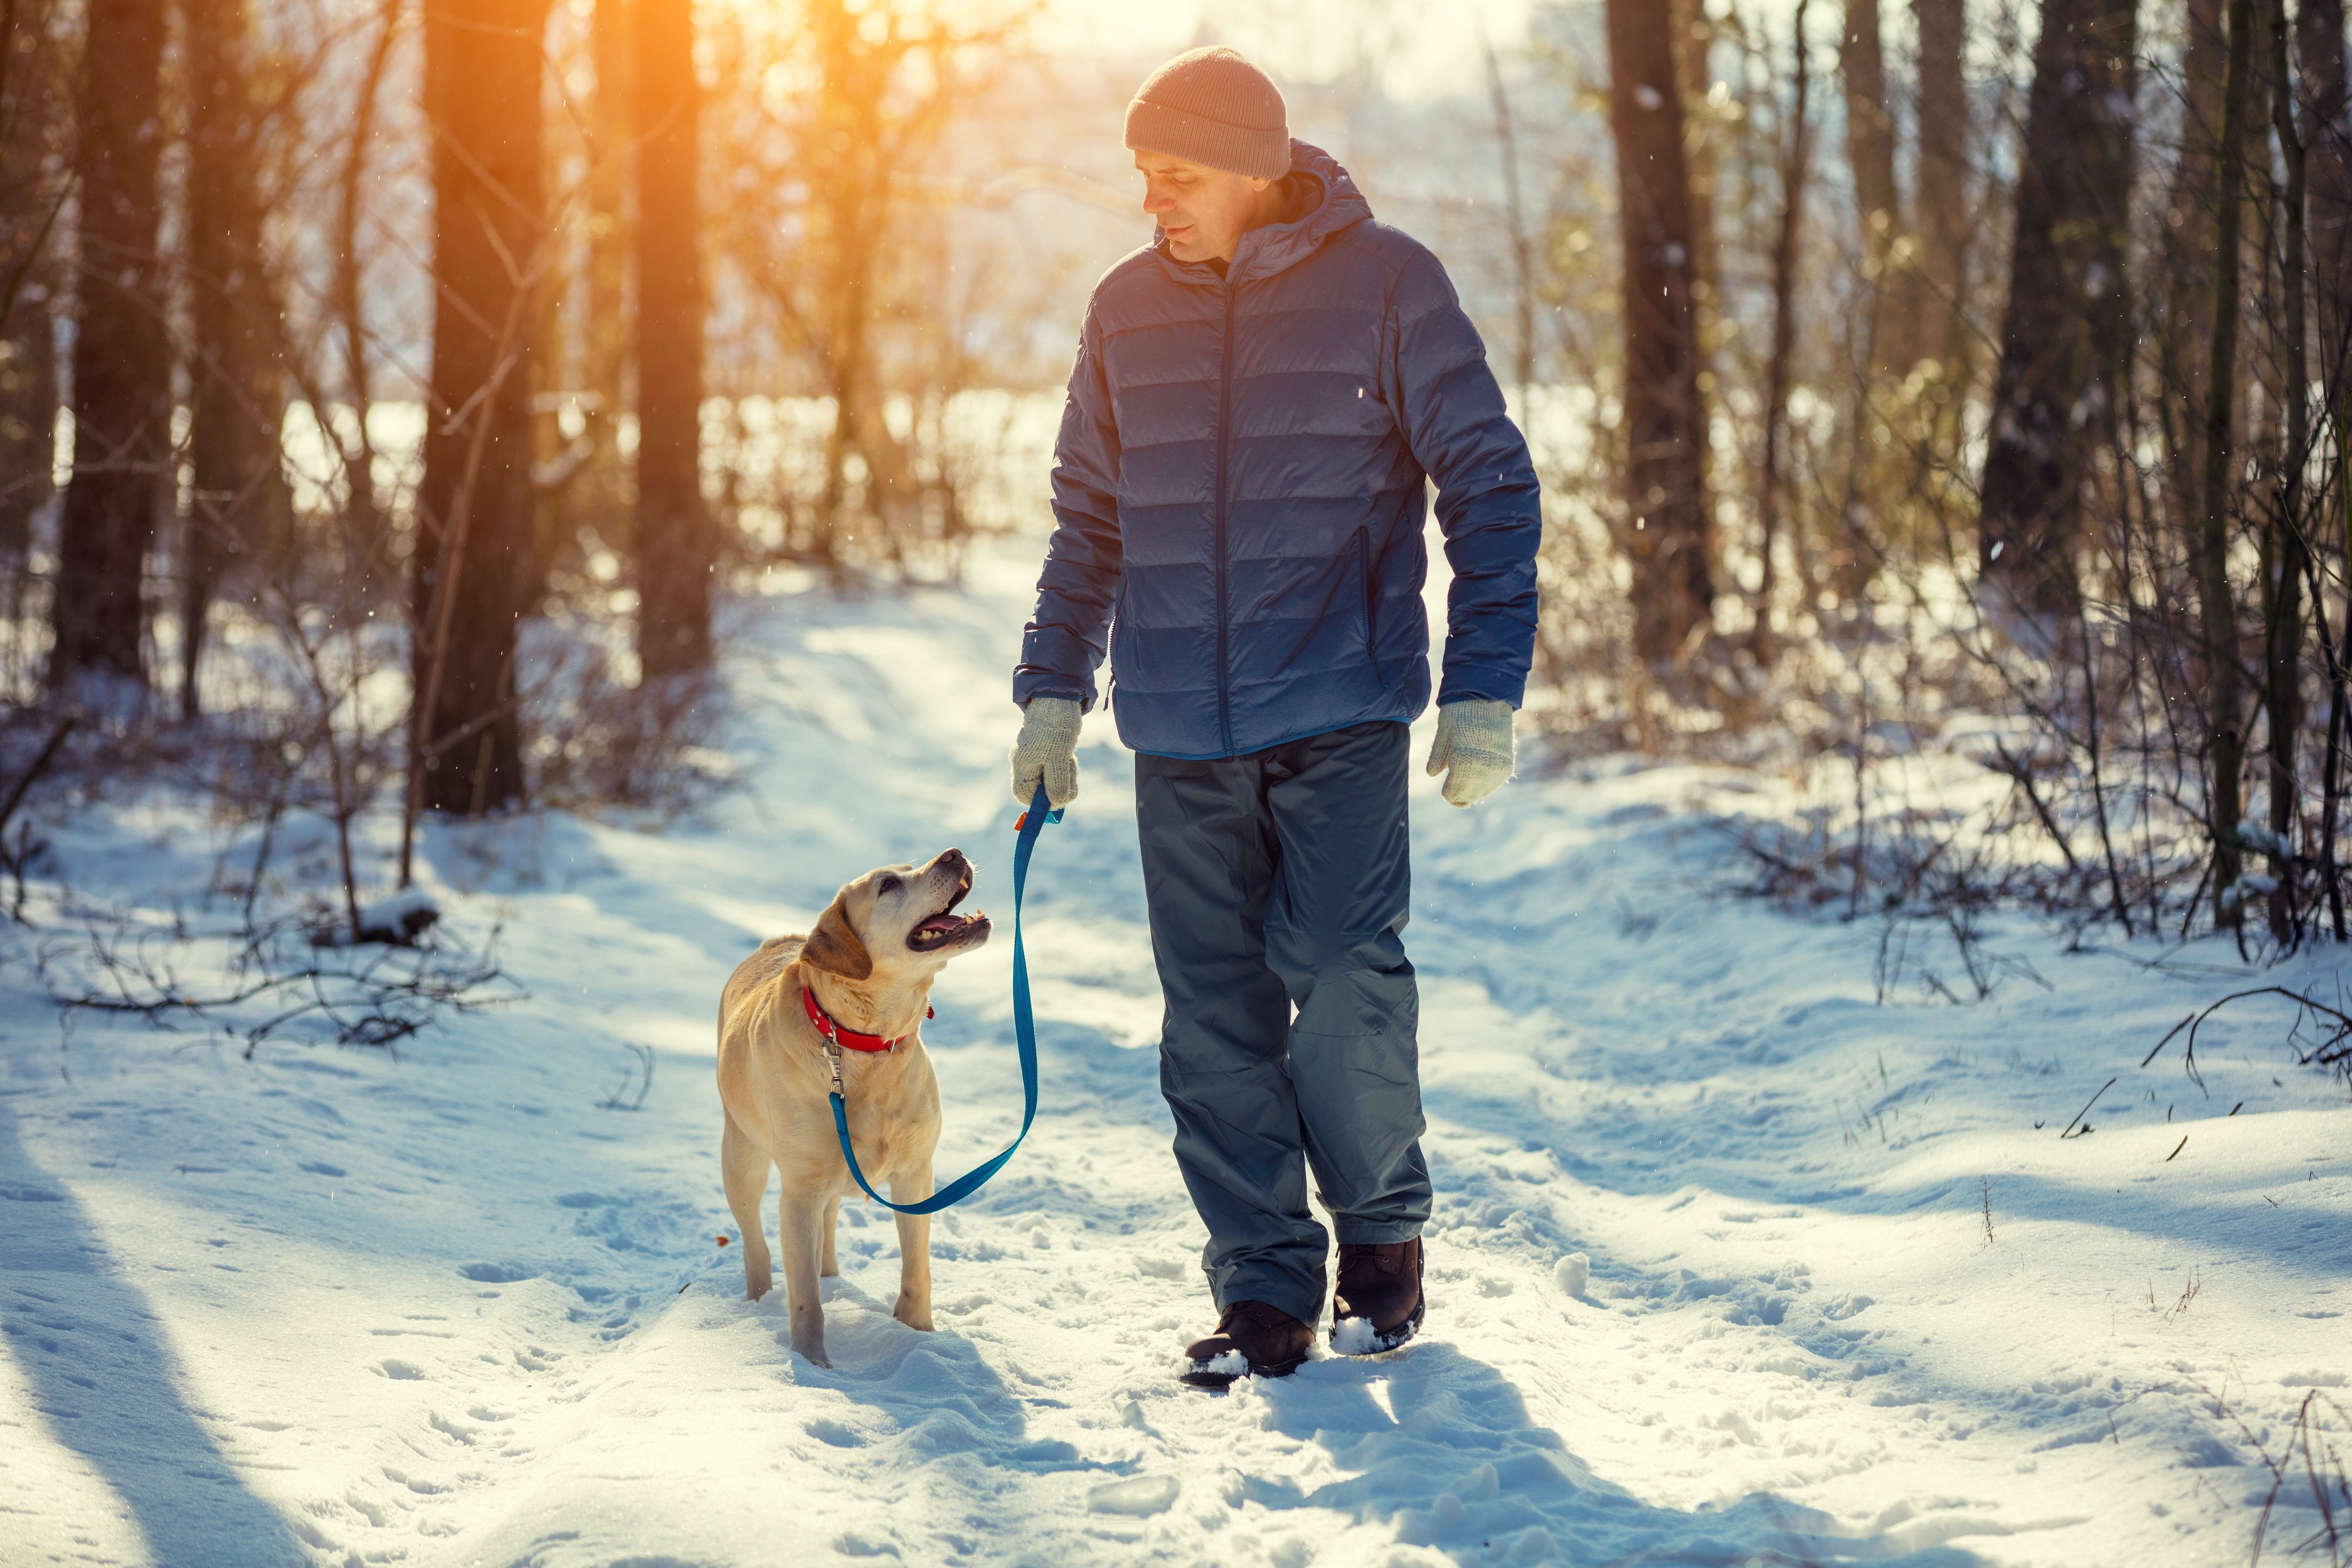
[1179,1300,1313,1389]
[1332,1238,1424,1355]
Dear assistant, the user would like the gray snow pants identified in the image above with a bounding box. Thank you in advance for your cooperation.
[1134,719,1429,1325]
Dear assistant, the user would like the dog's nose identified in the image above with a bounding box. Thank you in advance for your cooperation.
[940,847,968,871]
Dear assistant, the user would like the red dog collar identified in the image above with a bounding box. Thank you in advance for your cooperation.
[803,985,930,1053]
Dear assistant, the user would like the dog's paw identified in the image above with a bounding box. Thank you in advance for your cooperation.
[894,1300,935,1333]
[792,1342,832,1369]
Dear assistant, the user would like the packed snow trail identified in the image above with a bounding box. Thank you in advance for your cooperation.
[3,548,2346,1567]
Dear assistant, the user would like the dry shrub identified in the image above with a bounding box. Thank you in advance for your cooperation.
[522,618,729,813]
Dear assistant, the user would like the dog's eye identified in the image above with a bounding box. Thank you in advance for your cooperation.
[878,874,901,894]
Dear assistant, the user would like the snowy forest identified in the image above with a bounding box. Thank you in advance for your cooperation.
[3,0,2350,1563]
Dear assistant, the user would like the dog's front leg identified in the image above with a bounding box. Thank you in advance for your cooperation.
[891,1162,934,1332]
[820,1195,841,1278]
[778,1194,831,1367]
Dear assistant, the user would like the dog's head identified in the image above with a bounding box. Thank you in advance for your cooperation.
[800,848,991,983]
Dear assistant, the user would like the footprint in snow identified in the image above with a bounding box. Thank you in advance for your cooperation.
[805,1418,864,1448]
[832,1531,902,1558]
[1088,1475,1179,1517]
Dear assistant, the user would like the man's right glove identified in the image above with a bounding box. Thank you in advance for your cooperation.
[1010,696,1082,810]
[1424,699,1515,807]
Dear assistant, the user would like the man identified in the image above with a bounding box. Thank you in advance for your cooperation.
[1010,46,1540,1387]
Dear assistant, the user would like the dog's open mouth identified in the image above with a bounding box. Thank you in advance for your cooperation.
[907,865,990,952]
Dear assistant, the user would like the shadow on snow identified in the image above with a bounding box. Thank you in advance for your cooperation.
[0,1093,304,1565]
[1253,1339,1990,1567]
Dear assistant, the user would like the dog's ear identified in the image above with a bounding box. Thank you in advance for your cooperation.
[801,893,873,981]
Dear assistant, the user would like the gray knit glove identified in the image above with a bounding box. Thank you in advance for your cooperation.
[1010,696,1081,810]
[1424,699,1515,807]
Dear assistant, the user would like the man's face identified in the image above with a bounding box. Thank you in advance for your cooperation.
[1135,151,1272,264]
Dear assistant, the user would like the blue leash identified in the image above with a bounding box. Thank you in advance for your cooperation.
[825,783,1061,1215]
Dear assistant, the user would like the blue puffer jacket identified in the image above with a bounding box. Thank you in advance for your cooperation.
[1014,142,1541,761]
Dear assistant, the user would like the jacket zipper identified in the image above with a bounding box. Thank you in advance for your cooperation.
[1212,280,1238,756]
[1357,528,1376,662]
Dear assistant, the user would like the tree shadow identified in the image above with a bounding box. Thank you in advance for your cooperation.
[0,1094,304,1564]
[1246,1340,1995,1567]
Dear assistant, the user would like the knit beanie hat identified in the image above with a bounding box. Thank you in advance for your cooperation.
[1123,46,1290,181]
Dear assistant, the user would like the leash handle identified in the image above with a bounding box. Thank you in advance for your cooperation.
[828,782,1059,1216]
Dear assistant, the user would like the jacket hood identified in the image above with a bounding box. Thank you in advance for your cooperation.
[1152,140,1372,287]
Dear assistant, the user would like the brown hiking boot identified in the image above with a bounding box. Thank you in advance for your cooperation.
[1179,1300,1313,1389]
[1332,1239,1424,1355]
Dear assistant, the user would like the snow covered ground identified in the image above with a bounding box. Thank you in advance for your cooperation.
[4,545,2348,1568]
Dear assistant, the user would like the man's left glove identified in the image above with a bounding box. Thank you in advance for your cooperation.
[1424,699,1515,807]
[1010,696,1082,810]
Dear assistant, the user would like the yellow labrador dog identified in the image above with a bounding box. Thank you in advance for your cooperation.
[716,849,990,1367]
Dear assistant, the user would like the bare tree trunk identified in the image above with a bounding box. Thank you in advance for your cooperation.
[1607,0,1715,663]
[2300,0,2352,930]
[50,0,169,697]
[0,0,61,585]
[817,256,870,569]
[0,258,51,566]
[411,0,548,818]
[1977,0,2138,613]
[632,0,709,676]
[524,156,571,610]
[2302,0,2351,395]
[1756,0,1816,664]
[1841,0,1907,373]
[584,0,630,531]
[2164,0,2228,548]
[182,0,284,719]
[0,0,64,708]
[802,0,886,571]
[1671,0,1720,404]
[1911,0,1971,378]
[2264,0,2310,942]
[2198,0,2258,929]
[332,0,401,574]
